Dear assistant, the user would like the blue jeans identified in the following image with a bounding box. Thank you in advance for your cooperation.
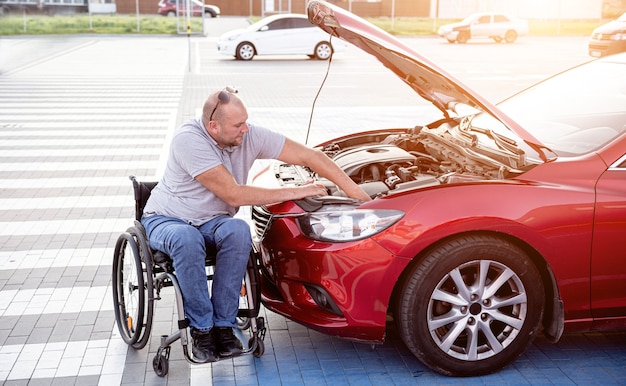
[141,214,251,331]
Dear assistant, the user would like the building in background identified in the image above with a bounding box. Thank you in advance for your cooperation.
[3,0,623,21]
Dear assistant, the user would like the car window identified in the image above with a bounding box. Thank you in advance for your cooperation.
[292,18,314,29]
[266,18,293,30]
[495,60,626,156]
[493,15,510,23]
[477,15,491,24]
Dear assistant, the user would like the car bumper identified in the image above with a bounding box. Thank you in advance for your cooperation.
[438,30,458,40]
[216,41,235,56]
[255,213,410,343]
[588,39,626,57]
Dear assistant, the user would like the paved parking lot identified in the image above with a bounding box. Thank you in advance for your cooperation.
[1,17,625,385]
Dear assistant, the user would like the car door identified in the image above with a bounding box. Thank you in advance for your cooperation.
[254,17,301,55]
[470,14,493,38]
[591,153,626,319]
[492,14,511,36]
[289,17,323,54]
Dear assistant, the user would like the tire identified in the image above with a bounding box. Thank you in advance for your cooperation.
[153,354,169,377]
[314,42,333,60]
[249,337,265,358]
[237,316,251,330]
[112,227,154,349]
[457,31,469,44]
[236,42,255,61]
[396,234,545,377]
[112,232,144,346]
[504,30,518,43]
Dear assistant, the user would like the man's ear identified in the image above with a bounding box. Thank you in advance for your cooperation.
[205,119,218,133]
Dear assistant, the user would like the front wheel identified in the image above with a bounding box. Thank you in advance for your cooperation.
[236,42,255,61]
[396,234,545,376]
[456,31,470,44]
[504,30,518,43]
[314,42,332,60]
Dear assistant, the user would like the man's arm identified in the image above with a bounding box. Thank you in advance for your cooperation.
[195,164,330,208]
[277,138,371,202]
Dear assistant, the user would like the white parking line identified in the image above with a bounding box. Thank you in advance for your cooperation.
[0,248,112,270]
[0,218,130,236]
[0,338,126,383]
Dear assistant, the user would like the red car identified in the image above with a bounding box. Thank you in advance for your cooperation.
[251,0,626,377]
[157,0,220,18]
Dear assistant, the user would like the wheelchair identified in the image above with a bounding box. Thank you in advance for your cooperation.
[112,176,266,377]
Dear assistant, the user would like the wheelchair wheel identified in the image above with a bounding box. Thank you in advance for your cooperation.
[112,228,154,349]
[153,351,169,377]
[249,337,265,358]
[128,225,155,349]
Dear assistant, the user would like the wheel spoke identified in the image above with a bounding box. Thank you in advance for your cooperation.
[490,310,524,330]
[478,320,504,354]
[448,268,472,301]
[466,324,479,360]
[482,266,515,299]
[476,260,491,295]
[431,288,468,306]
[439,318,467,352]
[491,291,527,309]
[428,309,466,330]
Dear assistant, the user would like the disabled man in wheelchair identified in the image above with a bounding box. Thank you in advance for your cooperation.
[141,87,371,363]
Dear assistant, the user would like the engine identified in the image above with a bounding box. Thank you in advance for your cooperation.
[271,127,519,199]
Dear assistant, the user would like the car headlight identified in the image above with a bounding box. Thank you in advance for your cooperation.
[296,209,404,242]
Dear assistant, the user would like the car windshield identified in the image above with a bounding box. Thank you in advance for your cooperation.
[461,14,481,24]
[472,58,626,157]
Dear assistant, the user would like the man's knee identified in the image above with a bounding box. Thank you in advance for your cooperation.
[217,218,252,248]
[167,225,205,255]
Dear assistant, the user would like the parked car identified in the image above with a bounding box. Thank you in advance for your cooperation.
[157,0,220,18]
[217,13,345,60]
[250,0,626,377]
[438,11,529,43]
[589,13,626,57]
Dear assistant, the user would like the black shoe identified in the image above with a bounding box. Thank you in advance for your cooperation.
[191,329,217,363]
[216,327,243,357]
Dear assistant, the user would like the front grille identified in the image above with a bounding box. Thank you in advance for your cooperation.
[251,205,272,239]
[592,32,614,41]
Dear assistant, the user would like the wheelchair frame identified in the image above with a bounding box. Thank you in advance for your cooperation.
[112,176,266,377]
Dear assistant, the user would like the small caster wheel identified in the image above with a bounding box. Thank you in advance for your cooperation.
[237,316,251,330]
[153,354,169,377]
[249,337,265,358]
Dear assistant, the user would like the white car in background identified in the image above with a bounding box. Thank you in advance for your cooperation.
[217,13,346,60]
[438,12,529,44]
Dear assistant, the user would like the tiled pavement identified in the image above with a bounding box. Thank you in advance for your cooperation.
[1,19,626,385]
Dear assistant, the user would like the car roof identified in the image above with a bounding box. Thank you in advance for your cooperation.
[260,13,308,22]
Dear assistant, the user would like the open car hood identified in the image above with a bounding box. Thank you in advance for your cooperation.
[307,0,546,148]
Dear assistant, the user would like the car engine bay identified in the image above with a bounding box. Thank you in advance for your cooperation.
[274,122,531,199]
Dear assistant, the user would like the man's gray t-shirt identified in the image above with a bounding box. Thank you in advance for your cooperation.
[144,118,286,226]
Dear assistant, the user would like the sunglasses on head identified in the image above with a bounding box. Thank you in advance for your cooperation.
[209,86,238,122]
